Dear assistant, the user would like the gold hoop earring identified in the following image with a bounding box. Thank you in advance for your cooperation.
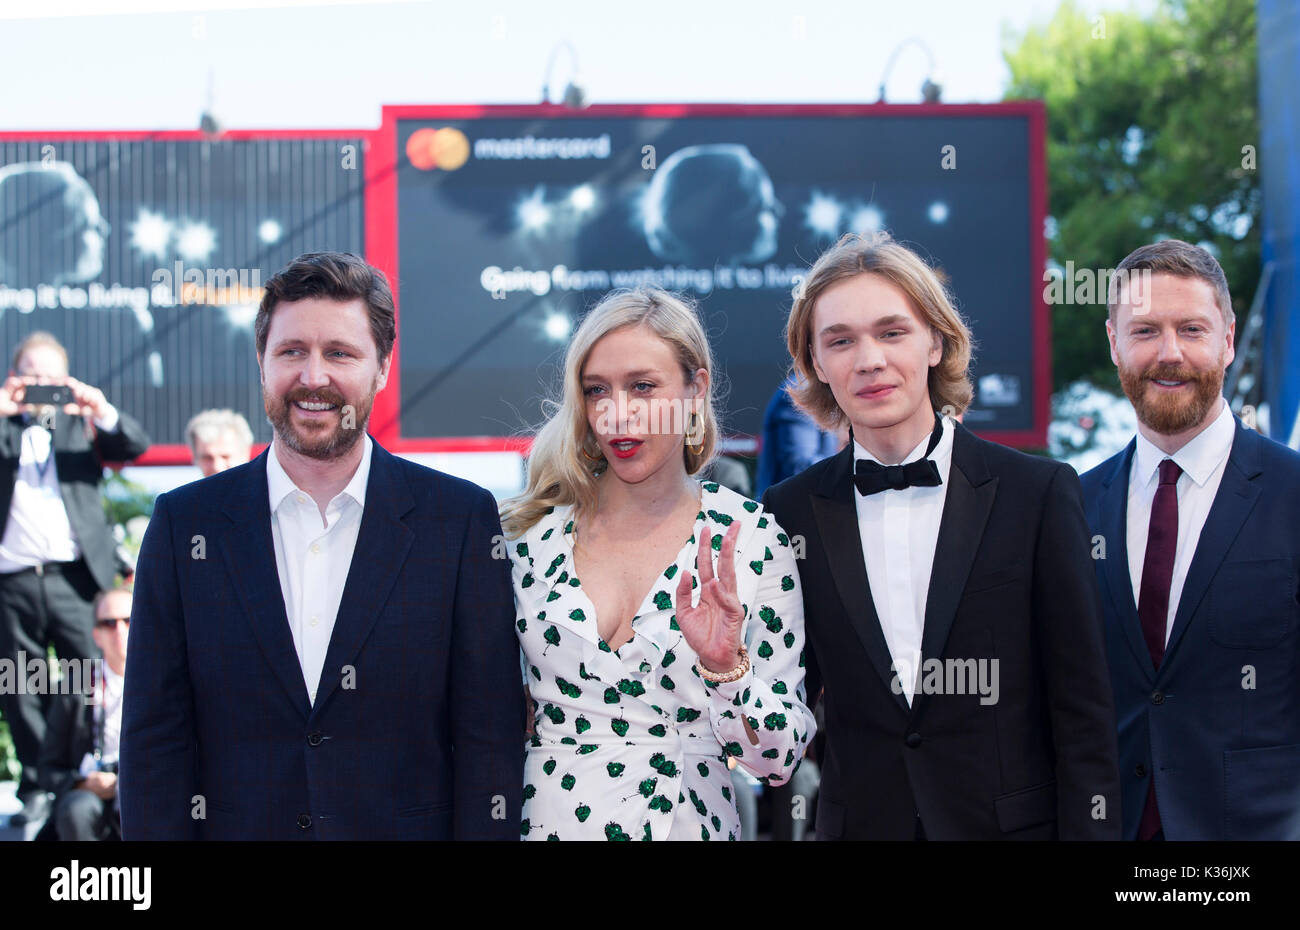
[684,411,705,451]
[580,437,605,462]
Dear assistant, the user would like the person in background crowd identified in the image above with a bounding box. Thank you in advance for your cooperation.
[0,331,150,829]
[186,408,254,478]
[1081,239,1300,840]
[699,453,752,498]
[755,374,841,497]
[755,372,842,838]
[38,585,133,841]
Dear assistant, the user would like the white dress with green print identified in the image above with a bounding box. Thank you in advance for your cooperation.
[509,480,815,841]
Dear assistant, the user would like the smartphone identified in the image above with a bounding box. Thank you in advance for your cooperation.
[22,384,72,407]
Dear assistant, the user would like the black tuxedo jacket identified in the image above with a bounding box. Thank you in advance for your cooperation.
[0,409,150,590]
[764,422,1121,839]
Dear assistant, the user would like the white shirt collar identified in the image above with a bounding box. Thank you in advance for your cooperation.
[853,412,953,468]
[1133,398,1235,489]
[267,433,372,513]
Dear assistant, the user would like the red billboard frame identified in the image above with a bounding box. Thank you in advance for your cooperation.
[0,128,369,466]
[2,102,1049,464]
[369,101,1051,456]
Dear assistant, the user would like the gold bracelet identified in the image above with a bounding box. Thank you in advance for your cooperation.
[696,645,750,684]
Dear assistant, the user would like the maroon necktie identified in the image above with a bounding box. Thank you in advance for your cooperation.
[1137,457,1181,840]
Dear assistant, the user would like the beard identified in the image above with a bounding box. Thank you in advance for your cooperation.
[265,379,377,460]
[1118,355,1224,436]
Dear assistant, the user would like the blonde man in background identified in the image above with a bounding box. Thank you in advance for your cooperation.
[186,409,253,477]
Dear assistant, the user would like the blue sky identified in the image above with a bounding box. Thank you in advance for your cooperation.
[0,0,1153,130]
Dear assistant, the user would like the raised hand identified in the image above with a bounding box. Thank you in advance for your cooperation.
[674,521,744,675]
[0,376,25,417]
[61,376,110,420]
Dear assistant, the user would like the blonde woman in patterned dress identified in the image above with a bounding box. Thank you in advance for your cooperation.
[500,287,815,841]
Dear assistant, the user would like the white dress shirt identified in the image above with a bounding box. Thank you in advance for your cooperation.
[0,404,122,572]
[99,664,124,765]
[266,434,372,704]
[1126,398,1235,644]
[853,414,954,704]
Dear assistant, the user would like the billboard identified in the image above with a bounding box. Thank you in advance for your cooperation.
[0,105,1048,464]
[373,103,1048,451]
[0,132,366,464]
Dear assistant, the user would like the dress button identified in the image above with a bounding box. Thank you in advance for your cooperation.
[1151,691,1164,705]
[297,813,312,829]
[297,495,307,504]
[904,732,922,748]
[1135,764,1147,778]
[307,732,323,746]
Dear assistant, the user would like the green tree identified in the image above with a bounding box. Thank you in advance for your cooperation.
[1003,0,1260,389]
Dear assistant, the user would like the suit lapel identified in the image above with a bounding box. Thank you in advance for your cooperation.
[811,445,909,714]
[50,410,75,452]
[219,449,312,717]
[1,415,25,459]
[1096,440,1155,679]
[1163,419,1262,664]
[912,425,997,719]
[312,441,414,714]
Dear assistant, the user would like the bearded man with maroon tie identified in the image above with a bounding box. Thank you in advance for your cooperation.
[1081,239,1300,840]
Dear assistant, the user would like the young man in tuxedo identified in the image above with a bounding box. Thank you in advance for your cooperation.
[1081,239,1300,840]
[763,232,1120,840]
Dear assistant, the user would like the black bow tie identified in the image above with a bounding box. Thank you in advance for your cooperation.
[853,415,945,496]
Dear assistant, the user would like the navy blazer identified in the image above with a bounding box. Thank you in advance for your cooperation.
[119,438,525,840]
[1081,417,1300,840]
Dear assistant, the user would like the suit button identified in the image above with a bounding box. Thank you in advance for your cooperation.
[1135,764,1146,778]
[905,732,922,748]
[1151,691,1165,705]
[307,731,323,746]
[297,813,312,829]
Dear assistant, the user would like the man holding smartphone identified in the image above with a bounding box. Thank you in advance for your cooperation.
[0,331,149,829]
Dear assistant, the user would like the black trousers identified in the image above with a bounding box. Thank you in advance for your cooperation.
[0,559,99,799]
[53,787,120,841]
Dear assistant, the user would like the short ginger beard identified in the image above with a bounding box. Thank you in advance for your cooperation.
[265,378,378,461]
[1118,353,1225,436]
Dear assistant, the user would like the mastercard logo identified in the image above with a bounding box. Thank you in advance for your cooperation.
[406,127,470,171]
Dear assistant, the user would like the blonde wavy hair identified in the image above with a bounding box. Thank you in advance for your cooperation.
[785,231,974,431]
[500,287,719,538]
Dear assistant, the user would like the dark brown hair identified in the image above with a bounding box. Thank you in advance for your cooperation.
[1108,239,1234,325]
[255,252,397,361]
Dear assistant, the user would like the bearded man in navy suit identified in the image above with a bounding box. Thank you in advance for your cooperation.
[120,252,524,840]
[1081,239,1300,840]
